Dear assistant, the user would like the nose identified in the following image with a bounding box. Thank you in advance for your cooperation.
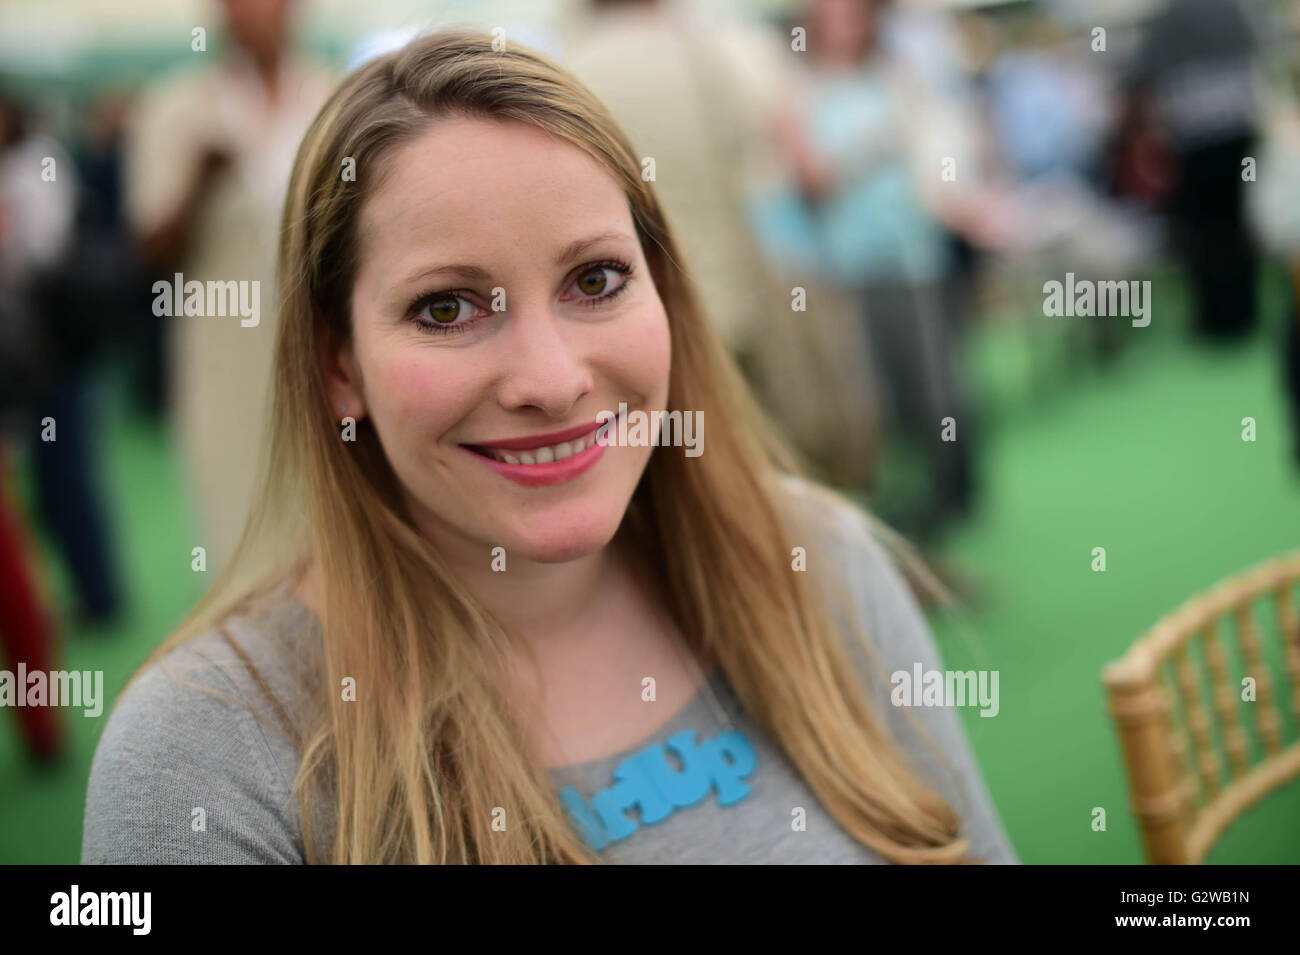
[494,301,593,418]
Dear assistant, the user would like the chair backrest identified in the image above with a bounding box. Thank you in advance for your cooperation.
[1103,552,1300,863]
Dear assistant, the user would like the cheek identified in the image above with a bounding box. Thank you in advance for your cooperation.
[607,300,672,398]
[362,342,478,444]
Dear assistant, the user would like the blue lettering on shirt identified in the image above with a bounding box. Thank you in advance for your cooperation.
[557,727,758,851]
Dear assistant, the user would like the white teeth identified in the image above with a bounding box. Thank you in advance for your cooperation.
[482,427,602,465]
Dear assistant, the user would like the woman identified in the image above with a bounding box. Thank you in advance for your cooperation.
[82,30,1016,864]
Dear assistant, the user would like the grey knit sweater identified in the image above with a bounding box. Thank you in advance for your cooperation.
[81,479,1018,864]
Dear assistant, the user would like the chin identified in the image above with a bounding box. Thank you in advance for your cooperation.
[504,501,627,564]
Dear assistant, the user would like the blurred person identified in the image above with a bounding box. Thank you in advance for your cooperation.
[1129,0,1265,340]
[83,31,1017,865]
[978,7,1156,368]
[1,89,125,626]
[79,91,163,416]
[124,0,333,570]
[1234,2,1300,469]
[0,448,62,764]
[879,0,986,335]
[562,0,782,360]
[562,0,882,489]
[18,94,144,627]
[0,93,66,761]
[1106,88,1176,212]
[982,9,1109,187]
[764,0,980,546]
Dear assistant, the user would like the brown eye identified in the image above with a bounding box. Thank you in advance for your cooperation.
[411,292,488,335]
[427,295,462,324]
[575,268,609,296]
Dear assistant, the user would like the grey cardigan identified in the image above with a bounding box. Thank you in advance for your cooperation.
[81,477,1019,864]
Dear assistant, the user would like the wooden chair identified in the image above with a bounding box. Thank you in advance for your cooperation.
[1103,552,1300,863]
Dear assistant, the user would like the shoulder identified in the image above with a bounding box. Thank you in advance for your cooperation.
[774,473,939,693]
[773,472,871,539]
[82,598,319,864]
[772,474,1020,863]
[772,472,923,631]
[771,472,946,697]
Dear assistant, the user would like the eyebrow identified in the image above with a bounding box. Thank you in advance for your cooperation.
[553,231,635,267]
[397,231,636,288]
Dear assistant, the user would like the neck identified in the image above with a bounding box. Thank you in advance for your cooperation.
[456,534,629,649]
[408,495,651,662]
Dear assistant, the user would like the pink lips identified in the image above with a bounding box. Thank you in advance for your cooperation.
[469,440,606,487]
[461,412,618,488]
[473,418,606,452]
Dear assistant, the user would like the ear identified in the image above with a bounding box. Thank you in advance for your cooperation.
[315,313,367,422]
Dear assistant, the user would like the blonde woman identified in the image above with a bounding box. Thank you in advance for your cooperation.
[82,30,1016,865]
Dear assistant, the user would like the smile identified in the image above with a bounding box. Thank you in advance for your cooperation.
[473,429,599,465]
[461,411,622,487]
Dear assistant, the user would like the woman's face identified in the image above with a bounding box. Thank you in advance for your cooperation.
[331,115,671,566]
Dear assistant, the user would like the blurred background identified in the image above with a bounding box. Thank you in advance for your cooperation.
[1,0,1298,863]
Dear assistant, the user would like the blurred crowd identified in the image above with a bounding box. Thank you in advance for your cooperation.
[2,0,1299,762]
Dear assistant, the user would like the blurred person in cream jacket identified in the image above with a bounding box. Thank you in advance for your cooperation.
[125,0,332,569]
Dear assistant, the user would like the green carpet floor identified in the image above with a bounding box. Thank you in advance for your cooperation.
[903,263,1300,864]
[1,264,1297,863]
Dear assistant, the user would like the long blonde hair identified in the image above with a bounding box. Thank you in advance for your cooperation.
[140,29,975,863]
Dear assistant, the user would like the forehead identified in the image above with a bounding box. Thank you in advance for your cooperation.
[356,114,634,272]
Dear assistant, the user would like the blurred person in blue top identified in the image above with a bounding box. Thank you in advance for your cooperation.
[757,0,979,548]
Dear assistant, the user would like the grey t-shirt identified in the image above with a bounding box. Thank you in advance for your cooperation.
[81,481,1018,864]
